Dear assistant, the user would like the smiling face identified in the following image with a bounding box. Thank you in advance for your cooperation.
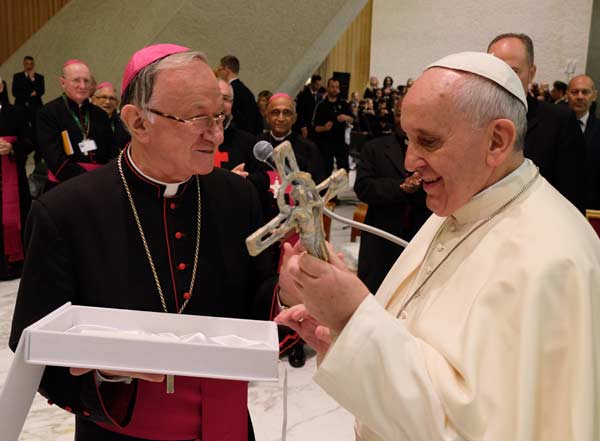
[60,63,92,104]
[401,68,495,216]
[143,59,224,178]
[266,95,297,137]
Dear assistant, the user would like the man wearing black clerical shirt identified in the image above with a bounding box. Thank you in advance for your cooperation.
[214,79,257,174]
[256,93,327,368]
[36,59,116,191]
[10,45,276,441]
[312,77,354,176]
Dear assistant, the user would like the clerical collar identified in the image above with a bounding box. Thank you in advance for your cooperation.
[126,147,190,197]
[270,131,291,142]
[450,159,537,226]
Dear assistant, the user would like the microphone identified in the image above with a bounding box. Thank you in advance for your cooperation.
[253,140,277,171]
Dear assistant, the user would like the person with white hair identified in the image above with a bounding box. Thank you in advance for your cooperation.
[277,52,600,441]
[10,44,276,441]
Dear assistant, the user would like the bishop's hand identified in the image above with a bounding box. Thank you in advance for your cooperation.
[70,367,164,383]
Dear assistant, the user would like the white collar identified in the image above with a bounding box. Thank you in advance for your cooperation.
[126,148,190,197]
[270,131,292,142]
[580,111,590,128]
[450,159,535,225]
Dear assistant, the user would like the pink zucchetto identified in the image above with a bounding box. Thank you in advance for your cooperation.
[121,43,190,96]
[63,59,88,69]
[96,82,115,92]
[268,93,293,104]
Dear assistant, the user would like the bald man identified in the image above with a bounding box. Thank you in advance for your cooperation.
[568,75,600,207]
[487,33,587,213]
[37,60,117,190]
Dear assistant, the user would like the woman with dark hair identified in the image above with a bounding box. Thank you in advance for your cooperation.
[383,76,394,88]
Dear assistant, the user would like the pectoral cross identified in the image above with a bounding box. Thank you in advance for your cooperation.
[246,141,348,261]
[270,177,281,199]
[213,150,229,167]
[166,374,175,394]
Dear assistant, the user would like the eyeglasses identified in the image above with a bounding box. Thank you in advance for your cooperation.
[147,108,231,132]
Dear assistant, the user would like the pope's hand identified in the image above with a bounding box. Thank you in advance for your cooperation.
[275,304,331,355]
[287,242,369,333]
[278,241,306,306]
[70,368,164,382]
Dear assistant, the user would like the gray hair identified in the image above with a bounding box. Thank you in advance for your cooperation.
[121,50,208,113]
[451,72,527,151]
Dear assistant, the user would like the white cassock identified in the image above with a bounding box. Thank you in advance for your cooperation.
[314,159,600,441]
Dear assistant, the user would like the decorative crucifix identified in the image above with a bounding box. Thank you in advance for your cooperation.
[246,141,347,261]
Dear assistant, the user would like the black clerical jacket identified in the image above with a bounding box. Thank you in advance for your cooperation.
[525,96,586,213]
[10,151,276,440]
[37,95,117,185]
[354,134,431,293]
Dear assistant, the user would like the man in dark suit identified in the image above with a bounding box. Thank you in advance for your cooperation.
[354,99,430,294]
[216,55,263,135]
[551,80,568,106]
[568,74,600,208]
[488,33,586,213]
[12,55,45,162]
[294,74,322,139]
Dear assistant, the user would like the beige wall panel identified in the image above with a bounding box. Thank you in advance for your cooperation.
[370,0,594,87]
[1,0,368,102]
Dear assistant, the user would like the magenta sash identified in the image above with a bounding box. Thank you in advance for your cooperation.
[47,162,103,183]
[0,136,24,262]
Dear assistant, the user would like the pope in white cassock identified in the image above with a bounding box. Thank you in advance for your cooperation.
[276,52,600,441]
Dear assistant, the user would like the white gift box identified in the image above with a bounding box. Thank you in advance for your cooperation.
[0,303,279,440]
[25,302,279,381]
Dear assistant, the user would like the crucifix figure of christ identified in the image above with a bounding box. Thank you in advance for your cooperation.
[246,141,348,261]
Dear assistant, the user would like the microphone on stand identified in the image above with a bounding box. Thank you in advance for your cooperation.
[251,141,409,248]
[253,140,277,170]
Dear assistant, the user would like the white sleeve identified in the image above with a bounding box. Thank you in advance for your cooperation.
[314,295,463,441]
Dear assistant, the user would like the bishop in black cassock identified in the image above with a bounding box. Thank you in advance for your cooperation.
[11,44,276,441]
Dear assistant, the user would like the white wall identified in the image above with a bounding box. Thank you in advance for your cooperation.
[370,0,594,87]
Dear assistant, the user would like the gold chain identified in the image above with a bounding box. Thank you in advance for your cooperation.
[117,151,201,314]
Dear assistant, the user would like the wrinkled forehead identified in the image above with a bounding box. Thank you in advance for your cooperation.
[151,59,221,108]
[406,68,463,104]
[63,63,91,79]
[267,96,294,111]
[96,86,117,96]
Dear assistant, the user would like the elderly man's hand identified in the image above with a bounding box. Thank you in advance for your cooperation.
[278,241,306,306]
[275,304,332,355]
[70,368,164,382]
[231,163,248,178]
[287,243,369,334]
